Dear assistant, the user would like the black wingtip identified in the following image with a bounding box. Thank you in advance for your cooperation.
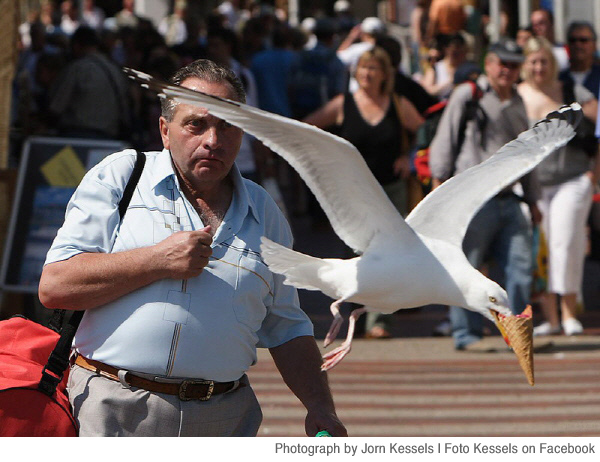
[535,103,583,129]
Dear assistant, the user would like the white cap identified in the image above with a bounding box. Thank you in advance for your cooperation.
[301,17,316,32]
[334,0,351,13]
[361,17,385,35]
[217,2,233,14]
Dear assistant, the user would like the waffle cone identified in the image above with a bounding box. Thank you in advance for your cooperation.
[493,306,534,386]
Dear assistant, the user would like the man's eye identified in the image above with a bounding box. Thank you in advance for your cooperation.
[187,119,204,129]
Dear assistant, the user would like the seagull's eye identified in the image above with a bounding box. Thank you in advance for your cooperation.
[489,296,497,304]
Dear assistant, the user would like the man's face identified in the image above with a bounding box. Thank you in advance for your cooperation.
[516,29,533,49]
[159,77,243,191]
[485,54,521,89]
[531,11,551,40]
[568,27,596,64]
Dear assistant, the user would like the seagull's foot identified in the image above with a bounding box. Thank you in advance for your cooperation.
[321,341,351,371]
[323,299,345,348]
[321,307,367,371]
[323,318,343,348]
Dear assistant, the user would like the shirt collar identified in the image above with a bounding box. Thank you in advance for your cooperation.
[149,149,177,189]
[229,162,261,224]
[150,149,261,224]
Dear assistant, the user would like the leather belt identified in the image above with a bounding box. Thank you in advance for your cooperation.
[75,355,245,401]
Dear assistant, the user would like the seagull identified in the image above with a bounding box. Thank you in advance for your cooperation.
[125,67,580,371]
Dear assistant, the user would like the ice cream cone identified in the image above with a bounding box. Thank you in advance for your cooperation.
[492,306,534,386]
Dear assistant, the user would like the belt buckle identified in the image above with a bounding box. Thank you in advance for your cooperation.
[179,379,214,401]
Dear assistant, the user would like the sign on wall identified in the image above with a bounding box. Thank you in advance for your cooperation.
[0,137,128,293]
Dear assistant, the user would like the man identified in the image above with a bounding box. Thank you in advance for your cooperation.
[38,60,347,437]
[289,17,346,120]
[429,40,540,351]
[48,26,130,141]
[530,8,569,71]
[207,27,287,215]
[206,27,261,182]
[115,0,140,29]
[560,21,600,99]
[157,0,188,47]
[250,24,296,118]
[425,0,466,46]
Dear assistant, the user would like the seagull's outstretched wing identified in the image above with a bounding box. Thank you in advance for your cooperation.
[125,68,410,253]
[406,104,581,246]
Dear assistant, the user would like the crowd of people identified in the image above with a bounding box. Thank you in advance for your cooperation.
[12,1,600,348]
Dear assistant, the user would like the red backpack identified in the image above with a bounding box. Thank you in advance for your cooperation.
[0,151,145,436]
[413,81,484,190]
[0,315,79,436]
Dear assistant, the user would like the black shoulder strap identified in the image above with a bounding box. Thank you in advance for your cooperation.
[119,150,146,219]
[41,150,146,396]
[455,81,483,157]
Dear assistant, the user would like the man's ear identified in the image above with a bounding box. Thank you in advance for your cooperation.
[159,116,170,150]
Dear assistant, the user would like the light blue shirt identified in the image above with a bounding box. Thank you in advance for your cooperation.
[45,149,313,382]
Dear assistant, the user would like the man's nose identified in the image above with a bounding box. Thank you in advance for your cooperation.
[203,124,221,149]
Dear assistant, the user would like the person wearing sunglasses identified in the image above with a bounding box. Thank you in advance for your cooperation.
[559,21,600,99]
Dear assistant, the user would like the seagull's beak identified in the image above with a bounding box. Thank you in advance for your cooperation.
[490,306,535,386]
[491,309,511,346]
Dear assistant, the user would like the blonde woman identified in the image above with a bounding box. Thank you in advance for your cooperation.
[304,47,423,338]
[518,37,599,336]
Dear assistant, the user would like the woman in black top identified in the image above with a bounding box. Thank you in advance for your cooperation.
[304,47,423,338]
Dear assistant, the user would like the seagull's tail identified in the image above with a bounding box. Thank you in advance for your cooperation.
[260,237,347,297]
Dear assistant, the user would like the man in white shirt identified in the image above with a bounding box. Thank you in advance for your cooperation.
[39,59,347,437]
[559,21,600,99]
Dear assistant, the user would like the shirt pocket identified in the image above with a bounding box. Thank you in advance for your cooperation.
[232,252,273,330]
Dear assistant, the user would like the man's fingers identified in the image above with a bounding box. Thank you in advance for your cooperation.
[189,226,214,245]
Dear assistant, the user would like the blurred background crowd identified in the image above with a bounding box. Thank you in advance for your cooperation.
[9,0,571,162]
[2,0,600,342]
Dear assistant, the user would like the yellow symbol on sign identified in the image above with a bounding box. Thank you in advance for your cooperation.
[40,146,87,187]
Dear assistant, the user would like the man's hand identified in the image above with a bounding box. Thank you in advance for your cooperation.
[39,226,214,311]
[155,226,213,279]
[270,336,348,437]
[306,410,348,437]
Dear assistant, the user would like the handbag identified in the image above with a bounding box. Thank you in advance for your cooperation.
[0,150,145,436]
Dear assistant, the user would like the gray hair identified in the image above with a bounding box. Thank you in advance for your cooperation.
[567,21,597,42]
[160,59,246,121]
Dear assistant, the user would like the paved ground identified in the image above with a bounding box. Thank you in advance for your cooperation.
[247,209,600,437]
[250,317,600,437]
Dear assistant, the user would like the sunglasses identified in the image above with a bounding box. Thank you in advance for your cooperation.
[499,61,521,69]
[569,37,594,43]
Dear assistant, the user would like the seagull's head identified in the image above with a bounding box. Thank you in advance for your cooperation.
[469,278,512,323]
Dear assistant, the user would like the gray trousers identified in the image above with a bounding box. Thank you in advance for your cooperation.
[68,365,263,436]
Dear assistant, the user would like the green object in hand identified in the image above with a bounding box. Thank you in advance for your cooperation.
[315,430,331,437]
